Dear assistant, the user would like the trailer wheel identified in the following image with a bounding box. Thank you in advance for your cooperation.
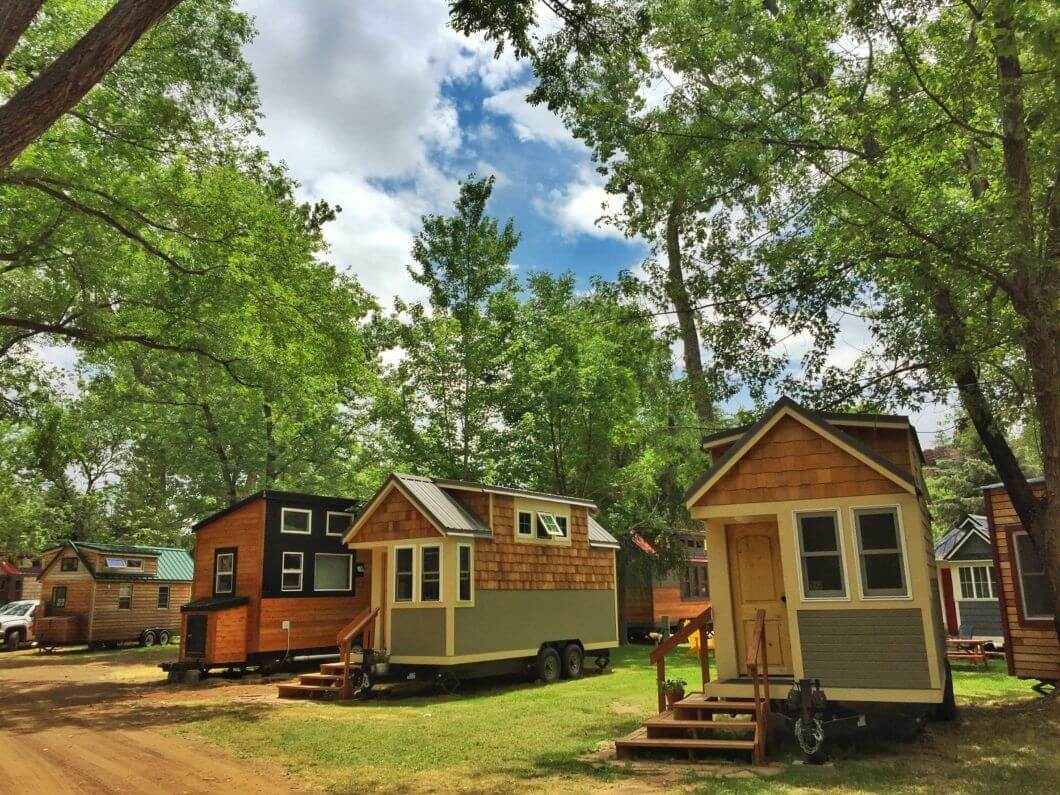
[560,644,583,680]
[437,671,460,694]
[140,629,157,647]
[934,659,957,721]
[536,646,561,684]
[157,629,171,646]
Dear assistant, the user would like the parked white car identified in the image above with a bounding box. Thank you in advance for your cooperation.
[0,600,38,650]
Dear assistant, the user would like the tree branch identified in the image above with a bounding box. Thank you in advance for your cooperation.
[0,0,44,69]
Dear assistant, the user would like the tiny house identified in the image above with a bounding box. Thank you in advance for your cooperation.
[36,541,192,647]
[169,490,368,674]
[278,473,621,697]
[934,514,1003,644]
[617,398,949,763]
[983,478,1059,690]
[623,529,710,640]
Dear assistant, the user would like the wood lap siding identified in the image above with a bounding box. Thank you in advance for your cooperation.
[476,499,614,590]
[356,489,443,543]
[88,581,190,642]
[695,416,902,507]
[986,485,1060,680]
[258,595,368,652]
[651,585,709,625]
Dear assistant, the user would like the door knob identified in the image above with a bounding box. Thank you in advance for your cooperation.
[780,595,787,604]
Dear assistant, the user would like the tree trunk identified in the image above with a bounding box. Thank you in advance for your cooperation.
[263,400,276,487]
[0,0,186,169]
[0,0,44,68]
[200,403,238,506]
[664,196,714,429]
[616,549,629,646]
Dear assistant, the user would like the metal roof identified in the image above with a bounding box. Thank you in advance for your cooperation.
[65,541,194,582]
[933,515,991,560]
[982,476,1045,491]
[433,477,597,509]
[587,516,620,549]
[393,474,493,537]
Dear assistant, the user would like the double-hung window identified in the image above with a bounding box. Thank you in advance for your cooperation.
[394,547,414,602]
[118,584,132,610]
[157,585,170,609]
[796,511,846,599]
[281,552,303,592]
[958,565,996,600]
[1014,532,1054,619]
[853,508,908,597]
[420,546,441,602]
[214,552,234,594]
[457,544,473,602]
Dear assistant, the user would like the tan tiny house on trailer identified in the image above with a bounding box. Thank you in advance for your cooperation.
[35,541,192,648]
[617,397,950,763]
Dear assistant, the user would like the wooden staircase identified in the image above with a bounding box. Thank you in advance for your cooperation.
[615,607,772,765]
[276,606,378,700]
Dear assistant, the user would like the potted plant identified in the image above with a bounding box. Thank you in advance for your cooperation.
[662,678,687,708]
[371,649,391,675]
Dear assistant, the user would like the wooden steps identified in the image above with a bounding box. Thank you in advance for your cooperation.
[643,715,756,731]
[276,682,339,699]
[615,727,756,754]
[277,660,357,700]
[615,699,765,763]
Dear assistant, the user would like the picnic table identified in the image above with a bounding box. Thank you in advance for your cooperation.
[945,636,989,669]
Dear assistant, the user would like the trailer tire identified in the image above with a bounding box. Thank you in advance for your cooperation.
[140,629,157,647]
[3,629,22,651]
[536,646,561,684]
[157,629,171,646]
[934,659,957,721]
[560,643,583,680]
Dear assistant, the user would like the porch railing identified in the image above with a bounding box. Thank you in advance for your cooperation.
[648,604,713,713]
[745,608,769,765]
[336,606,379,699]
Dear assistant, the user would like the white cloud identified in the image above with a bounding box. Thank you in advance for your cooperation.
[483,84,577,147]
[534,172,627,240]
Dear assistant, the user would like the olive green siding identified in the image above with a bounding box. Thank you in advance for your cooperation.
[390,608,446,656]
[454,589,617,656]
[797,609,931,689]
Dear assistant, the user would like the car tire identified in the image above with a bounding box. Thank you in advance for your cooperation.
[140,629,157,647]
[157,629,171,646]
[560,643,583,680]
[3,629,22,651]
[536,646,561,684]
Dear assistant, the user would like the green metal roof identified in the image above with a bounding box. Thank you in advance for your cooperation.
[70,541,194,582]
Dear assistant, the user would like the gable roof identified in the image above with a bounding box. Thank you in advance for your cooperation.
[192,489,360,531]
[684,396,918,506]
[934,515,992,561]
[39,541,193,582]
[587,516,620,549]
[346,473,493,541]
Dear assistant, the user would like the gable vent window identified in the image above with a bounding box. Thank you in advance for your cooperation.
[60,557,78,572]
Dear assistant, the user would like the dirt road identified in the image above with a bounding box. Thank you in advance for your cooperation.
[0,646,306,794]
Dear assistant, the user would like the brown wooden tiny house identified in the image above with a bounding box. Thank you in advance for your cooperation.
[35,541,192,648]
[983,478,1059,690]
[172,490,369,673]
[623,529,710,640]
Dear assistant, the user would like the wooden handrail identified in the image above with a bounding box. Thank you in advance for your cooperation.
[336,606,379,647]
[745,608,769,765]
[336,606,379,700]
[649,604,712,663]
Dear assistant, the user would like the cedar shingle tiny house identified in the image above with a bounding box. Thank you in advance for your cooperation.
[983,478,1059,691]
[35,541,192,648]
[616,397,950,763]
[277,473,620,698]
[934,514,1003,644]
[170,490,368,674]
[623,530,709,640]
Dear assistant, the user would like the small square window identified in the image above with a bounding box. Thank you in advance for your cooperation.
[326,511,353,537]
[118,584,132,610]
[517,511,533,536]
[125,559,143,569]
[60,557,78,572]
[281,507,312,535]
[281,552,304,592]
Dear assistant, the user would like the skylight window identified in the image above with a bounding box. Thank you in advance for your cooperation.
[106,558,126,568]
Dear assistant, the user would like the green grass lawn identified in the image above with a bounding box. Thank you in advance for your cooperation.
[182,647,1058,793]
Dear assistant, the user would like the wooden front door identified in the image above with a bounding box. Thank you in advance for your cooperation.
[726,522,792,675]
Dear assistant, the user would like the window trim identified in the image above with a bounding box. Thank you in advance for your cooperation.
[281,551,304,592]
[517,510,533,537]
[157,585,170,609]
[280,506,313,536]
[457,543,473,603]
[537,511,565,539]
[213,549,236,596]
[851,505,911,600]
[52,585,68,608]
[314,553,353,592]
[117,583,132,610]
[956,564,996,602]
[325,510,354,538]
[680,563,709,601]
[793,510,849,602]
[60,557,78,572]
[419,544,443,603]
[393,545,415,603]
[1012,530,1055,621]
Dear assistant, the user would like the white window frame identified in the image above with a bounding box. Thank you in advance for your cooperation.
[280,506,312,535]
[117,583,133,610]
[957,564,996,601]
[517,510,533,537]
[393,545,415,603]
[214,552,234,594]
[125,559,143,569]
[555,515,568,538]
[314,553,353,592]
[851,506,911,600]
[1013,530,1055,620]
[281,551,304,592]
[457,543,474,603]
[419,544,443,603]
[537,511,564,539]
[325,511,353,538]
[793,510,849,601]
[157,585,170,609]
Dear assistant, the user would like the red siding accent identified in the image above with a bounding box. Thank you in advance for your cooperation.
[940,567,959,635]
